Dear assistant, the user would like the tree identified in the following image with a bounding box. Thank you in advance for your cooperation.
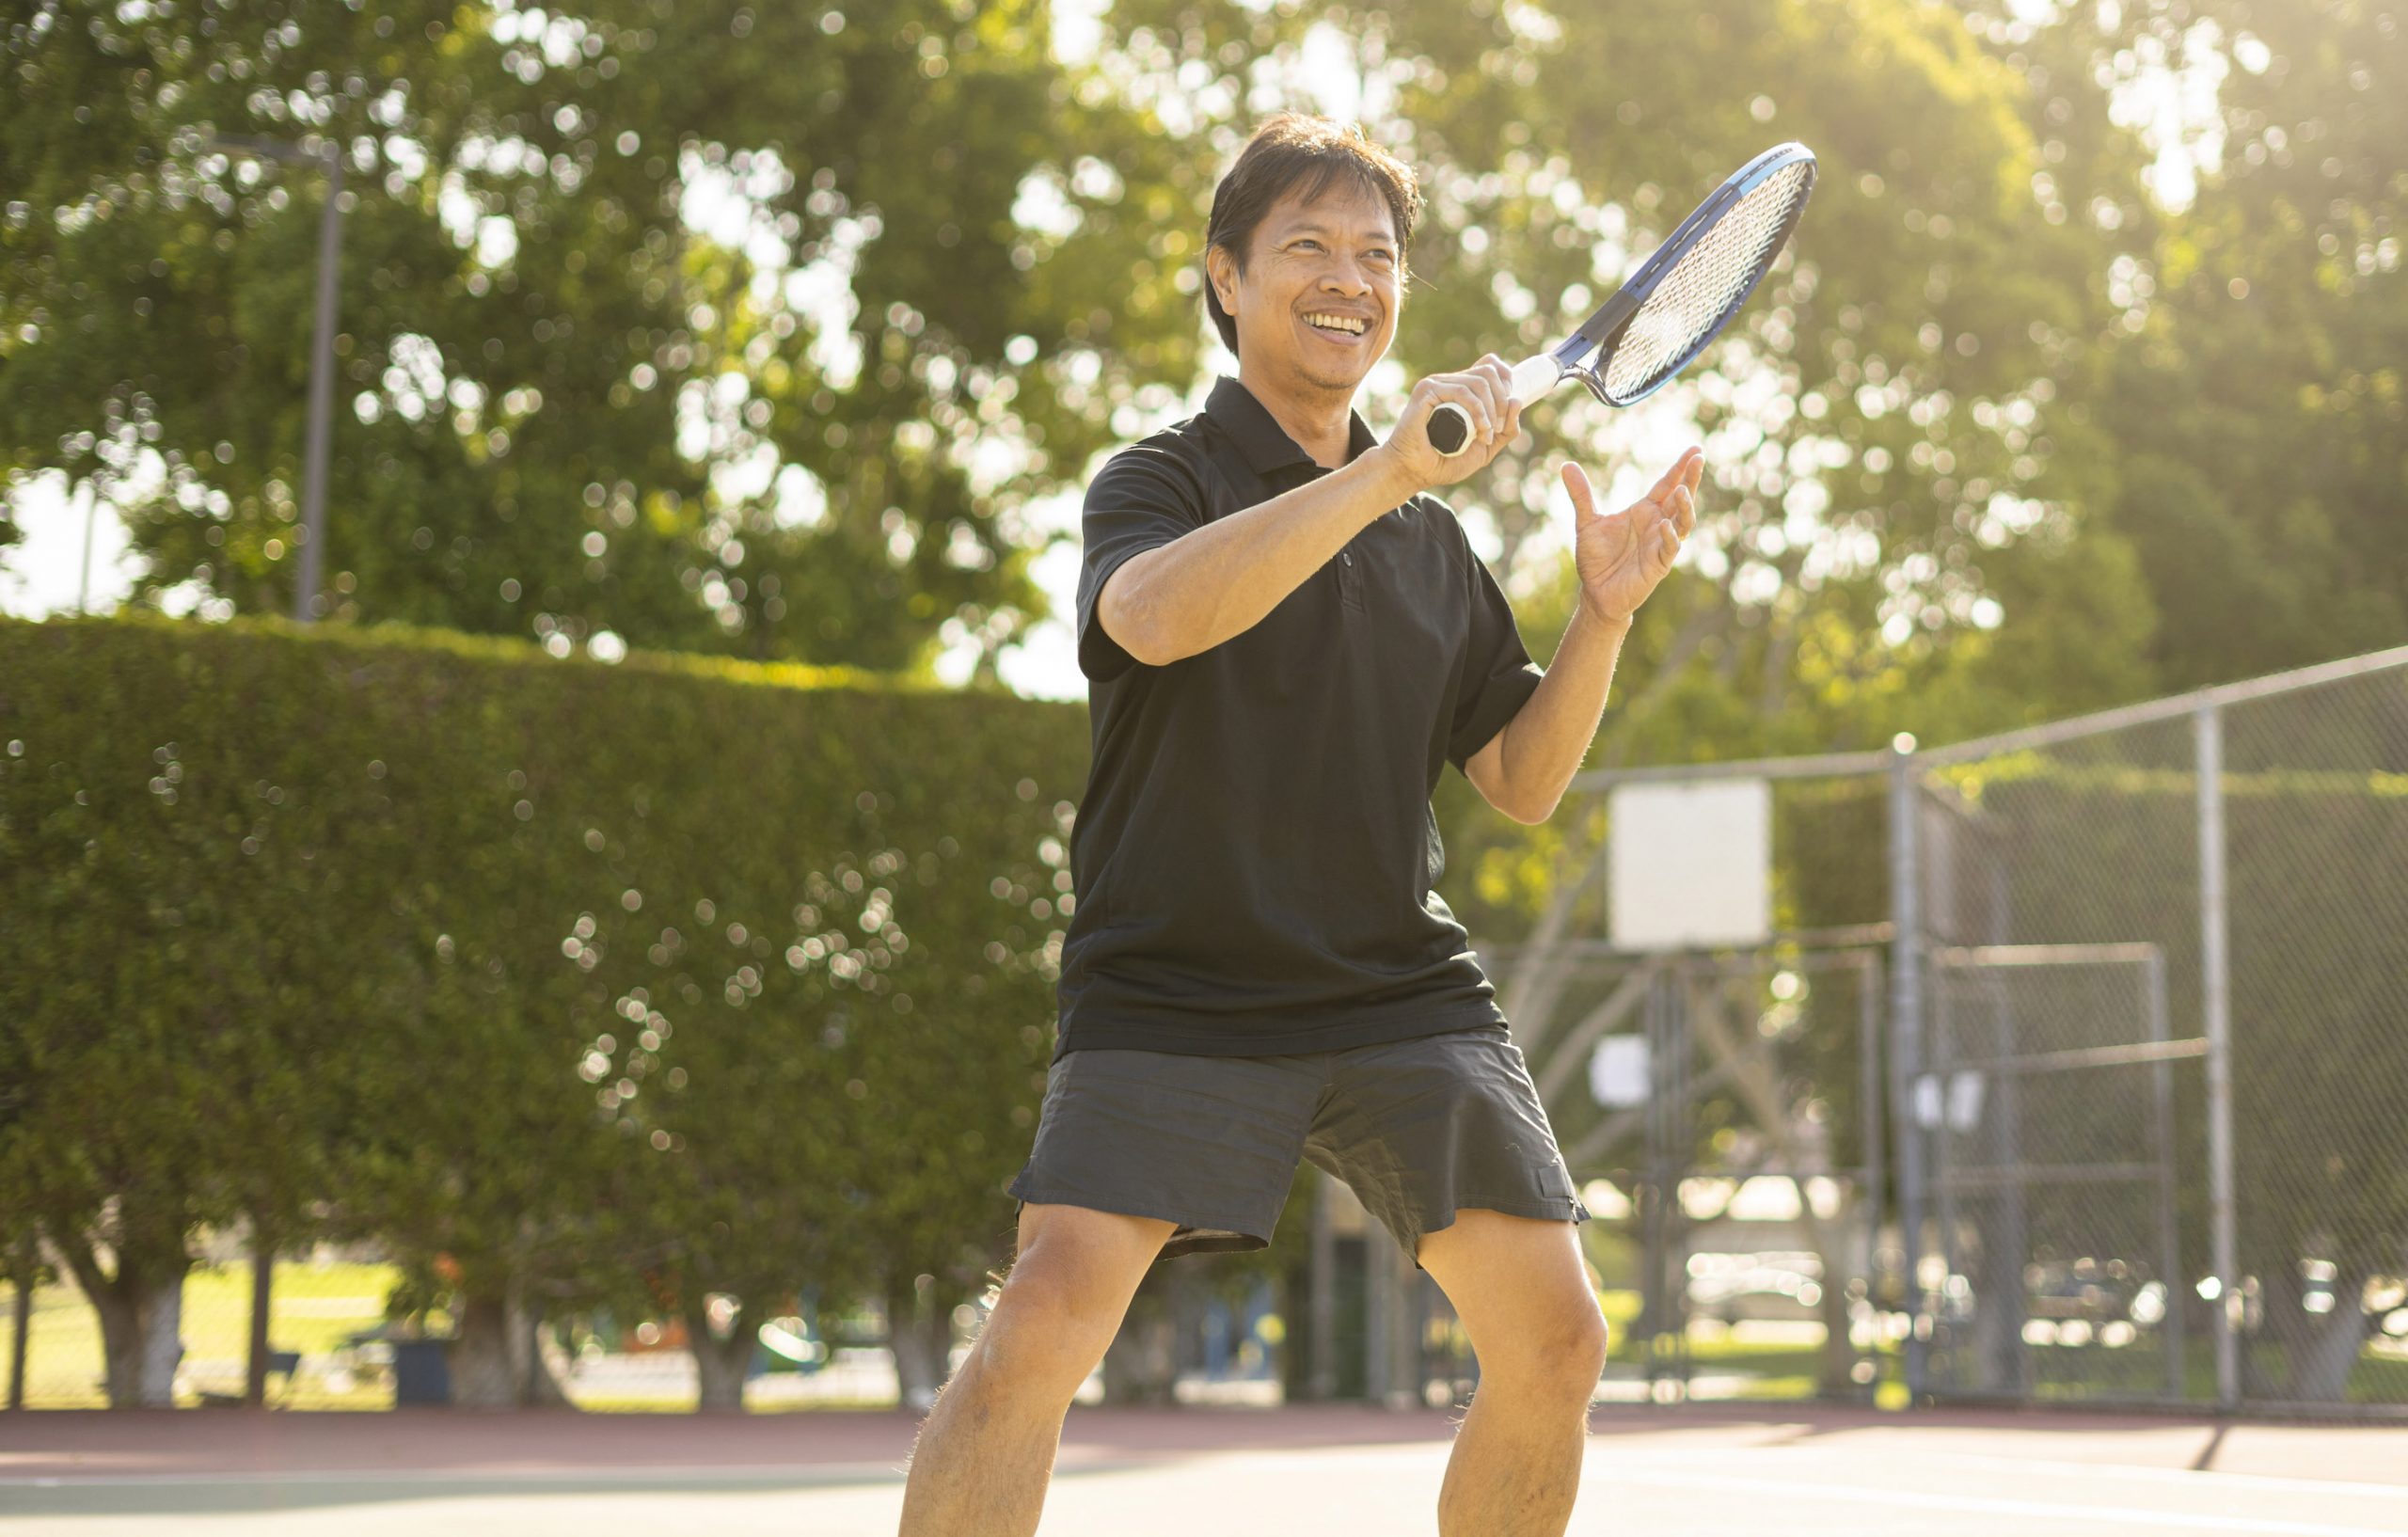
[2074,0,2408,691]
[0,2,1204,675]
[0,617,390,1405]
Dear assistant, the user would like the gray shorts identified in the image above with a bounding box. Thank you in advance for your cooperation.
[1006,1022,1590,1270]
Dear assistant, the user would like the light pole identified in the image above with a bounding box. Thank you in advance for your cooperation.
[203,135,346,1407]
[210,133,345,625]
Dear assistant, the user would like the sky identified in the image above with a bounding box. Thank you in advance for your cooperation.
[0,4,2226,703]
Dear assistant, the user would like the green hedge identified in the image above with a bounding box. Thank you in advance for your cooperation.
[0,611,1086,1379]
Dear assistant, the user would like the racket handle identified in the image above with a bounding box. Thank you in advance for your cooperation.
[1428,404,1474,455]
[1424,354,1568,457]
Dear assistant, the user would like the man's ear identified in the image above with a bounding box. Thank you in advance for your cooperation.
[1204,244,1239,316]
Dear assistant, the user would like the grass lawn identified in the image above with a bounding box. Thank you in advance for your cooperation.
[1,1260,408,1410]
[8,1271,2396,1413]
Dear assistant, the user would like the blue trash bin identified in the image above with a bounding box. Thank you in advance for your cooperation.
[391,1338,452,1406]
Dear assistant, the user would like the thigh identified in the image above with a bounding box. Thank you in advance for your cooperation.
[1305,1024,1591,1272]
[1007,1046,1323,1261]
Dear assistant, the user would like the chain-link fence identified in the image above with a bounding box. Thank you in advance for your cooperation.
[1498,644,2408,1418]
[1904,646,2408,1417]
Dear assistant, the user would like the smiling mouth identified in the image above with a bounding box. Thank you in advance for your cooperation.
[1302,311,1370,338]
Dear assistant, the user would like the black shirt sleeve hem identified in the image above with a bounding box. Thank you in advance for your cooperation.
[1446,660,1545,774]
[1075,542,1169,684]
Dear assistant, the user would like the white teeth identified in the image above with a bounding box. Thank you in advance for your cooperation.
[1305,313,1367,335]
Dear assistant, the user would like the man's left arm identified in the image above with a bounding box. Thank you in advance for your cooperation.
[1465,448,1702,824]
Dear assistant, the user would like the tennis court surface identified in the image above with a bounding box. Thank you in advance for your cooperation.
[4,1402,2404,1534]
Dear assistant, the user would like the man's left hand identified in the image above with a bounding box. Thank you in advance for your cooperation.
[1567,446,1701,626]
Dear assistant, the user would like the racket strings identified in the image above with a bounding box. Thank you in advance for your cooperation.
[1600,160,1814,403]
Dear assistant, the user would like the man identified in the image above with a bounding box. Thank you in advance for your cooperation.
[898,114,1700,1537]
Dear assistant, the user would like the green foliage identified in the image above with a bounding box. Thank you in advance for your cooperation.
[0,610,1084,1362]
[0,2,1200,673]
[2079,0,2408,689]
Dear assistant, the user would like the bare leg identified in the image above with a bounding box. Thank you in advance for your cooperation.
[1415,1208,1611,1537]
[896,1202,1173,1537]
[895,1334,1077,1537]
[1434,1367,1597,1537]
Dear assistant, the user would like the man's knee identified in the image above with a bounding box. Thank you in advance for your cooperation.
[1467,1291,1609,1392]
[974,1225,1162,1393]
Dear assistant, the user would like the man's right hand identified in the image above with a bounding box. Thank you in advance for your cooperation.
[1378,355,1526,492]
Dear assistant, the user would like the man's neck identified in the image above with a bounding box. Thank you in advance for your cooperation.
[1235,363,1355,469]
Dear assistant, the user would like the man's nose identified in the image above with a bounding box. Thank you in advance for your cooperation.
[1321,259,1372,294]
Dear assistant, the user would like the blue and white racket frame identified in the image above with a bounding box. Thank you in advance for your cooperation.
[1428,140,1817,455]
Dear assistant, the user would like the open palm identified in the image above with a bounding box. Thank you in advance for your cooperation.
[1569,447,1702,625]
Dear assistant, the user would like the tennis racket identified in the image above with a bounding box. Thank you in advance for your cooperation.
[1426,141,1816,455]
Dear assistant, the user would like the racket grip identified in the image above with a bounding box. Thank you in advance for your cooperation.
[1428,404,1472,456]
[1423,355,1563,457]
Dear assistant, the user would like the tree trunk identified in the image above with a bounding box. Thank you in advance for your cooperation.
[448,1291,516,1408]
[884,1275,952,1413]
[448,1289,577,1407]
[684,1293,754,1414]
[136,1282,183,1406]
[245,1221,276,1408]
[8,1234,34,1410]
[56,1217,190,1409]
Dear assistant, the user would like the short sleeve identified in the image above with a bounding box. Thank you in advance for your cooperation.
[1444,513,1545,772]
[1075,444,1205,684]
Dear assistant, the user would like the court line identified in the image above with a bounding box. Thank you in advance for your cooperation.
[0,1463,911,1491]
[1592,1465,2407,1537]
[1727,1445,2408,1503]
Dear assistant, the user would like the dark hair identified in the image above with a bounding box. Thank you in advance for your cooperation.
[1203,114,1422,357]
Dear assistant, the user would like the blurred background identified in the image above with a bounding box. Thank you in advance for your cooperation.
[0,0,2400,1422]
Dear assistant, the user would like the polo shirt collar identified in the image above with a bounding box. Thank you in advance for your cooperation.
[1206,375,1380,474]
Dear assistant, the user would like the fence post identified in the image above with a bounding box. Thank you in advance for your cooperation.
[2195,703,2242,1411]
[1886,734,1928,1400]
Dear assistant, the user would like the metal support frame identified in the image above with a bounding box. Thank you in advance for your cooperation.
[1921,943,2189,1402]
[2196,703,2242,1410]
[211,133,345,625]
[1886,737,1929,1398]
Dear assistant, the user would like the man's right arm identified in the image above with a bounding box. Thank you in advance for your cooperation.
[1097,363,1522,668]
[1098,447,1417,667]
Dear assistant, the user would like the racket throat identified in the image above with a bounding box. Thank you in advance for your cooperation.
[1506,349,1577,404]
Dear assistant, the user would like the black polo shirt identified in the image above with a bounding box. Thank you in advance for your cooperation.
[1054,375,1546,1061]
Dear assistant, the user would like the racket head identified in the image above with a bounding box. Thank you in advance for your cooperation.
[1571,142,1817,406]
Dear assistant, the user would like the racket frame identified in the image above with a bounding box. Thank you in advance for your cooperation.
[1571,139,1817,407]
[1427,140,1815,454]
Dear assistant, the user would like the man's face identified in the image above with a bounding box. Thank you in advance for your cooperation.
[1210,181,1401,394]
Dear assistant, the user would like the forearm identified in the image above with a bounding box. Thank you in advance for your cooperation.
[1102,448,1418,666]
[1494,602,1633,821]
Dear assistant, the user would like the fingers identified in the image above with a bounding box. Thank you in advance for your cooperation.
[1454,357,1516,448]
[1647,448,1704,508]
[1473,354,1513,424]
[1560,459,1595,515]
